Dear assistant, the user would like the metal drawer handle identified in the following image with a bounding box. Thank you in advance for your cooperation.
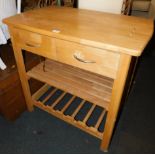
[25,43,40,48]
[73,52,96,64]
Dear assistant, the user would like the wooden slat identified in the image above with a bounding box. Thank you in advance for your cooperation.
[28,69,109,106]
[27,60,111,110]
[41,65,111,98]
[60,95,76,113]
[76,120,102,138]
[83,104,96,123]
[95,109,106,129]
[42,60,112,96]
[28,70,110,109]
[45,60,113,91]
[32,84,50,100]
[31,84,106,139]
[51,92,66,108]
[33,100,103,139]
[71,100,85,118]
[42,88,57,103]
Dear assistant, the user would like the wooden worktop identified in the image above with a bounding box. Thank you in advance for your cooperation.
[4,7,153,56]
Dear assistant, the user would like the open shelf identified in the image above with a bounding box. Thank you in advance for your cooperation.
[32,84,107,139]
[27,59,114,110]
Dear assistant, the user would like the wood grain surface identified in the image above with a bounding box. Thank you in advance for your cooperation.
[4,6,153,56]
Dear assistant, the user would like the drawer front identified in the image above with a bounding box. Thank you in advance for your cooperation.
[12,28,56,60]
[56,39,120,79]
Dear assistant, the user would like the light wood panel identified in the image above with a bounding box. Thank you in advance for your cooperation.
[9,27,34,111]
[101,54,132,151]
[56,39,120,79]
[4,7,153,56]
[11,28,57,59]
[27,59,113,110]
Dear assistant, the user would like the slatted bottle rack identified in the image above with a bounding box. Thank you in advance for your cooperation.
[27,59,113,139]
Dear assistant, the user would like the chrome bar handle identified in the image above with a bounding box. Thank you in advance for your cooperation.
[73,52,96,64]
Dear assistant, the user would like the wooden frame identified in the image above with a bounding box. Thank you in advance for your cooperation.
[4,7,153,152]
[121,0,132,15]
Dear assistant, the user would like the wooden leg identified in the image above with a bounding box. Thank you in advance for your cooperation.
[100,54,132,151]
[11,36,34,111]
[126,57,139,99]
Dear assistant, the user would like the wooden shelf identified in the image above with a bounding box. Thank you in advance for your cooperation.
[27,59,114,110]
[32,84,107,139]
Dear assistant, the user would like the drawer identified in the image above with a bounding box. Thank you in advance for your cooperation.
[56,39,120,79]
[11,28,56,60]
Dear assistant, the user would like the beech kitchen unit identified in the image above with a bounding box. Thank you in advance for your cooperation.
[4,7,153,151]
